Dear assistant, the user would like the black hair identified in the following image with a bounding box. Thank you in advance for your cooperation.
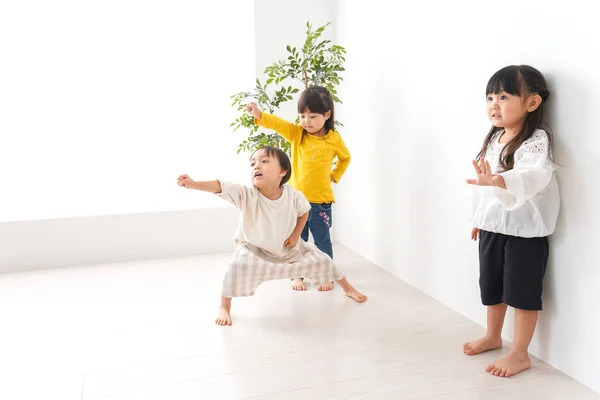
[477,65,552,171]
[297,85,334,139]
[250,146,292,186]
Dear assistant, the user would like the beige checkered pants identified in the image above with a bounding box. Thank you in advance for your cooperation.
[221,241,344,298]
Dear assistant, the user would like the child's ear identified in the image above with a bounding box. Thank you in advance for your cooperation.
[279,168,288,178]
[526,94,543,112]
[325,110,331,120]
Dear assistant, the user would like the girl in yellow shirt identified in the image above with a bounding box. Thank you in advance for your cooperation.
[246,86,351,292]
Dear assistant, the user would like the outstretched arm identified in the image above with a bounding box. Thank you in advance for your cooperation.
[247,102,300,143]
[177,175,222,193]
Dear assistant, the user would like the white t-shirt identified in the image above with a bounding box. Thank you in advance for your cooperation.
[471,129,560,238]
[216,181,311,262]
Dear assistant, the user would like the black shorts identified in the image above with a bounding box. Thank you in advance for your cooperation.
[479,230,549,311]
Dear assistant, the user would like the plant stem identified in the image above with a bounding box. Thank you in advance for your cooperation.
[303,67,308,88]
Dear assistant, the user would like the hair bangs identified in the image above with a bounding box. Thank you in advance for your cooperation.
[486,65,522,97]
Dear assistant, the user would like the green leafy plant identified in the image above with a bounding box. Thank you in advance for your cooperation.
[230,22,346,155]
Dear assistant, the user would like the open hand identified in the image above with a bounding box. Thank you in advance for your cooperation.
[284,234,299,249]
[177,174,196,189]
[466,159,504,187]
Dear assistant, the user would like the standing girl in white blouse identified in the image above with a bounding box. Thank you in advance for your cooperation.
[464,65,559,378]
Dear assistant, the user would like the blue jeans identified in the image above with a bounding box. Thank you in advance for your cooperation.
[301,202,333,259]
[294,203,333,283]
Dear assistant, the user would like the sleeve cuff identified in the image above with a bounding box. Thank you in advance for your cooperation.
[214,179,227,195]
[501,169,525,199]
[494,170,525,209]
[298,201,311,216]
[493,187,518,209]
[255,112,271,128]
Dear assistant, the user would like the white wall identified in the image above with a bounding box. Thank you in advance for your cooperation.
[334,0,600,393]
[0,0,254,271]
[0,0,253,222]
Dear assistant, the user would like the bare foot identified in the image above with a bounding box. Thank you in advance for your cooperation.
[463,336,503,355]
[215,306,232,326]
[318,282,333,291]
[486,352,531,377]
[344,287,367,303]
[292,278,307,291]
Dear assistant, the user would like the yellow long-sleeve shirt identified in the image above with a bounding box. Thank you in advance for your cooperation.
[256,113,351,203]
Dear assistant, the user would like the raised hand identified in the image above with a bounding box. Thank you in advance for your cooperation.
[466,159,505,188]
[245,101,262,119]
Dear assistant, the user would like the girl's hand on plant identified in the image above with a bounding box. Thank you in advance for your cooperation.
[245,102,262,120]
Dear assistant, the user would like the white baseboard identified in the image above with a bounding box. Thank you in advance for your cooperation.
[0,207,238,273]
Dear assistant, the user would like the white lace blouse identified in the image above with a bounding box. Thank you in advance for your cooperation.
[470,129,560,238]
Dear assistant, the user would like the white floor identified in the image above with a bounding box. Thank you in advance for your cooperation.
[0,244,598,400]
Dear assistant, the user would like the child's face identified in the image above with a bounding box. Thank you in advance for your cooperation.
[299,108,331,134]
[487,90,529,130]
[249,149,287,189]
